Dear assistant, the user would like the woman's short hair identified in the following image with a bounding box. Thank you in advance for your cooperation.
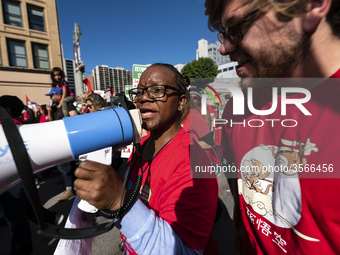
[148,63,190,123]
[86,93,107,112]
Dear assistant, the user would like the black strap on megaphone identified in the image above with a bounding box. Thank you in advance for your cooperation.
[0,96,141,240]
[0,106,47,230]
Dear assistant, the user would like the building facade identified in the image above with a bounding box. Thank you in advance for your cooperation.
[62,58,87,101]
[0,0,63,104]
[92,65,132,95]
[63,58,75,92]
[174,63,184,73]
[196,39,230,66]
[217,62,238,78]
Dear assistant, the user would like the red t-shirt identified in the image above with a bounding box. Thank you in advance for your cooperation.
[125,128,218,251]
[14,117,27,125]
[39,115,49,123]
[198,104,215,119]
[0,117,26,126]
[214,127,222,147]
[221,69,340,254]
[80,108,90,114]
[182,109,220,164]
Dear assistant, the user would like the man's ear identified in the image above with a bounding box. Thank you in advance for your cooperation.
[178,95,187,112]
[303,0,332,32]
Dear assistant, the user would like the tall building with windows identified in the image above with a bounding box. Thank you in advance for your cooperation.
[92,65,132,95]
[63,58,75,92]
[216,62,238,78]
[196,39,230,66]
[0,0,63,104]
[174,63,184,73]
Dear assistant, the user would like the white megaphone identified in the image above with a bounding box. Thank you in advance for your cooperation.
[0,107,142,195]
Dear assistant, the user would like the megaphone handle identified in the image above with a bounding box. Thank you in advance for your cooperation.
[78,199,98,213]
[77,147,112,213]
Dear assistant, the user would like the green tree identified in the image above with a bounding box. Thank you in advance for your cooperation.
[181,57,218,86]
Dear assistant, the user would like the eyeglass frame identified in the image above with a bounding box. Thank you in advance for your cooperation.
[217,3,269,45]
[86,103,94,109]
[129,85,184,101]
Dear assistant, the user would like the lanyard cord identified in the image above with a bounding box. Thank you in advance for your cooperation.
[139,136,175,176]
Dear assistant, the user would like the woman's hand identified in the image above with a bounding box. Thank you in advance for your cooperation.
[74,160,124,211]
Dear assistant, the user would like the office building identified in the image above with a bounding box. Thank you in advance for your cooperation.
[0,0,63,104]
[217,62,239,78]
[196,39,230,66]
[174,63,184,73]
[63,58,75,92]
[92,65,132,95]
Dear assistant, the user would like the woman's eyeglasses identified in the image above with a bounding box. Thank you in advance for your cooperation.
[129,85,184,101]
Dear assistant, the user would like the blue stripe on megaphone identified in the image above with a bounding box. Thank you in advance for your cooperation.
[63,107,134,159]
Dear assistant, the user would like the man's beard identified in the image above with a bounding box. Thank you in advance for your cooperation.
[239,31,310,89]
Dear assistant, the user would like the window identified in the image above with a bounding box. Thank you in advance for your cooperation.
[223,68,228,72]
[32,43,50,69]
[27,4,45,31]
[228,66,234,71]
[3,0,22,27]
[7,39,27,67]
[208,48,212,52]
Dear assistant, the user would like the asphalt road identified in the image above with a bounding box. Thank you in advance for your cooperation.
[0,168,237,255]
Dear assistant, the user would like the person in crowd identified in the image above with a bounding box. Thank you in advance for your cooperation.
[85,93,107,112]
[0,95,64,255]
[50,67,74,117]
[80,92,90,114]
[182,94,220,167]
[46,87,78,120]
[46,87,78,201]
[22,106,36,124]
[35,104,49,123]
[73,63,219,254]
[213,122,223,166]
[205,0,340,254]
[190,88,213,129]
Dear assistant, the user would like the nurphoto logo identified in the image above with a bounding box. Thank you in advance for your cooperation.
[191,78,313,128]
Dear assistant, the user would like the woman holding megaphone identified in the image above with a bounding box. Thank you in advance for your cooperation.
[73,63,219,254]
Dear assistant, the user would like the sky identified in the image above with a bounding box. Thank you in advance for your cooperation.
[57,0,219,76]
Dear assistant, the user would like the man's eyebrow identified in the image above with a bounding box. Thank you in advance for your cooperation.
[223,16,239,28]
